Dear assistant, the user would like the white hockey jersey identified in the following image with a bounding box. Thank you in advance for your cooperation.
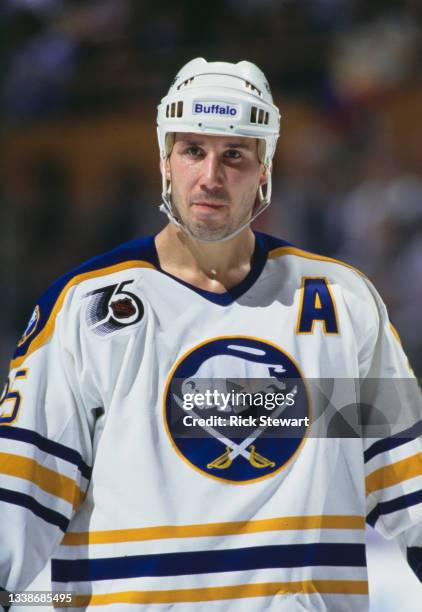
[1,232,421,611]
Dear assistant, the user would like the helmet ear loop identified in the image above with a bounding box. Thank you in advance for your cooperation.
[161,155,173,207]
[258,165,272,207]
[160,155,185,227]
[247,164,272,227]
[165,166,172,201]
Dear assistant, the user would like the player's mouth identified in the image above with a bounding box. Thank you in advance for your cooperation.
[190,200,227,211]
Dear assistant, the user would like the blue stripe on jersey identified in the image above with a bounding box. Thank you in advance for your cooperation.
[51,543,366,582]
[364,420,422,463]
[407,547,422,582]
[367,488,422,527]
[0,426,91,480]
[13,235,159,361]
[0,487,69,531]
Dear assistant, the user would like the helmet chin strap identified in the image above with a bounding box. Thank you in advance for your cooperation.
[159,163,272,244]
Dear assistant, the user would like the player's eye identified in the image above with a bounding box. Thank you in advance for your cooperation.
[185,145,203,157]
[224,149,241,160]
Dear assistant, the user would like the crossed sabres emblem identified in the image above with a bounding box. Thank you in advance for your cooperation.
[173,385,298,470]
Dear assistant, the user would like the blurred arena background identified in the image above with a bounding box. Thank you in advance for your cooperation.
[1,1,421,610]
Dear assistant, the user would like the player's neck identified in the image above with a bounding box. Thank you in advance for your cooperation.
[155,224,255,293]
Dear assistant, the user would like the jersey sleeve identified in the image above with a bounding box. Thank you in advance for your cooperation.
[0,287,95,592]
[360,279,422,580]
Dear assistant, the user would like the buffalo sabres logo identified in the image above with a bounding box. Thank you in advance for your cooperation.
[164,337,309,484]
[84,280,144,335]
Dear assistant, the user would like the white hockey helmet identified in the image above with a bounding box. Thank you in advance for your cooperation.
[157,57,281,241]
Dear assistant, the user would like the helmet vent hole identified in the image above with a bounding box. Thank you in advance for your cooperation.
[245,81,262,96]
[251,107,266,124]
[177,101,183,117]
[166,105,170,118]
[170,103,176,117]
[177,77,195,90]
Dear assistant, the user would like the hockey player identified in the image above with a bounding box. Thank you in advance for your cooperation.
[1,58,421,611]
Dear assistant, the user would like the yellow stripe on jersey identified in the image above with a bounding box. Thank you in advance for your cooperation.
[61,515,365,545]
[366,452,422,495]
[0,452,84,510]
[268,246,367,278]
[389,322,402,344]
[57,580,369,607]
[10,260,156,370]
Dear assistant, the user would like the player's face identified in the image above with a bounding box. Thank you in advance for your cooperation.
[166,133,267,241]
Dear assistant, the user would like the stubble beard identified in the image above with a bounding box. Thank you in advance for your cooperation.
[184,216,235,242]
[171,194,256,243]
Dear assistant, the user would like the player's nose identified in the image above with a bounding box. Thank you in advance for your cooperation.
[199,153,223,191]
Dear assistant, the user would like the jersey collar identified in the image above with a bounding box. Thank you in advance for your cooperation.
[148,231,272,306]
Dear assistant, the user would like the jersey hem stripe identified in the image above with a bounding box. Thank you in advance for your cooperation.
[51,543,366,582]
[61,515,365,546]
[54,580,369,607]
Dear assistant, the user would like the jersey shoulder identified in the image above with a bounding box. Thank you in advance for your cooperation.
[263,233,373,293]
[12,236,158,366]
[261,232,382,324]
[265,235,364,279]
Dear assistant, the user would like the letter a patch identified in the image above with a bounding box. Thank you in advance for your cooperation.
[296,277,339,335]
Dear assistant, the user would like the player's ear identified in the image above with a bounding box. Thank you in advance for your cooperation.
[259,163,270,187]
[159,158,171,181]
